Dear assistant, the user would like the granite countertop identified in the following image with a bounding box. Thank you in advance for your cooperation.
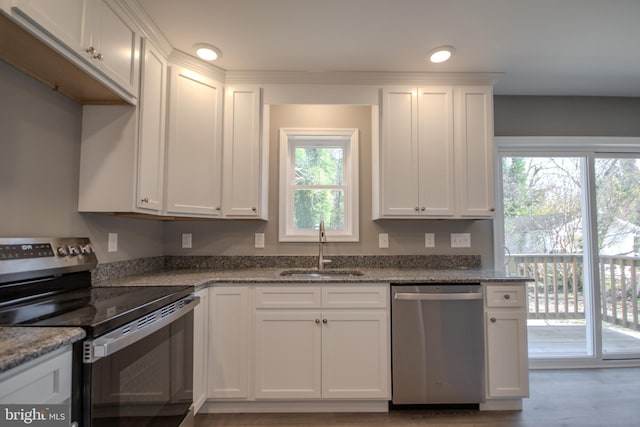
[95,267,532,290]
[0,327,85,374]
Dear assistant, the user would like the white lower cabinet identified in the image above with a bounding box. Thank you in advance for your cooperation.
[253,285,389,400]
[482,282,529,409]
[207,286,250,399]
[0,346,72,404]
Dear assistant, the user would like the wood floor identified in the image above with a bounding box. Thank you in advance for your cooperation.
[195,368,640,427]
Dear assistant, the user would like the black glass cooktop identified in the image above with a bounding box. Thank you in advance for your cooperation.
[0,285,193,338]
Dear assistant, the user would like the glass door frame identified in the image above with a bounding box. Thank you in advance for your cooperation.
[494,136,640,369]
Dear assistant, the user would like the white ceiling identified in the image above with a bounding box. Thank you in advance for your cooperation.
[135,0,640,96]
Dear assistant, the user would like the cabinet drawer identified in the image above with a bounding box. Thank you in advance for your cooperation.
[255,286,321,308]
[485,285,526,308]
[322,286,388,308]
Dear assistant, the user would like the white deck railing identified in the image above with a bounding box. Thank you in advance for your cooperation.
[505,254,640,331]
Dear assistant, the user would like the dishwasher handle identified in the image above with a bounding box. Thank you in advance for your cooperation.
[394,291,482,301]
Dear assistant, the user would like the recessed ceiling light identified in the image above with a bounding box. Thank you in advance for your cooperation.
[194,43,222,61]
[429,46,455,63]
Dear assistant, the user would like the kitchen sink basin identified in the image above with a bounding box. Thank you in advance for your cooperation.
[279,269,365,278]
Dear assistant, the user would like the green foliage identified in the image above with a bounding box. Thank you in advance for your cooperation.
[293,146,345,230]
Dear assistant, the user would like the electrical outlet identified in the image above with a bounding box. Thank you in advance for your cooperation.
[425,233,435,248]
[255,233,265,249]
[451,233,471,248]
[108,233,118,253]
[379,233,389,249]
[182,233,192,249]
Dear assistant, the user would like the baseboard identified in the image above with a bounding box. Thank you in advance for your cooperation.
[201,400,389,413]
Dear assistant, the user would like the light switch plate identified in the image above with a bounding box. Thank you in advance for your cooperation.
[182,233,192,249]
[255,233,265,249]
[425,233,435,248]
[379,233,389,249]
[108,233,118,253]
[451,233,471,248]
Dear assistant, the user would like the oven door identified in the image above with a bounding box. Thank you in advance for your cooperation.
[83,297,197,427]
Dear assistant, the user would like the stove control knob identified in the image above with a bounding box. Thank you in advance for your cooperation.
[80,244,94,255]
[68,245,79,256]
[56,246,68,257]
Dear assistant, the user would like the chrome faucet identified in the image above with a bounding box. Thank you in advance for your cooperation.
[318,220,332,270]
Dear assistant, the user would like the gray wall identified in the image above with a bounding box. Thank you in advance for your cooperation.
[495,96,640,136]
[164,104,494,267]
[0,60,164,263]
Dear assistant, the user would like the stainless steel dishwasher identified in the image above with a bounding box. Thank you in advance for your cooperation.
[391,284,484,405]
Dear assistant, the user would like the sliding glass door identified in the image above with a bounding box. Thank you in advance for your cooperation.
[594,157,640,358]
[497,140,640,364]
[502,156,593,357]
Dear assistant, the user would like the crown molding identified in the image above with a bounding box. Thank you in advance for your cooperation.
[118,0,173,57]
[168,50,226,82]
[224,71,503,86]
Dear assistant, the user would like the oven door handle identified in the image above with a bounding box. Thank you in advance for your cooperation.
[85,295,199,363]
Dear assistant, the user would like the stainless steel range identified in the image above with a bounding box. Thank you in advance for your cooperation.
[0,237,197,427]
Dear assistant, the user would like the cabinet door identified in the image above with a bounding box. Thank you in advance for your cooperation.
[165,66,223,216]
[485,310,529,398]
[0,347,72,404]
[90,0,140,96]
[10,0,91,54]
[136,39,166,212]
[192,289,209,413]
[455,86,494,217]
[321,311,389,399]
[417,86,455,216]
[208,287,250,399]
[254,311,322,399]
[380,87,420,216]
[222,85,264,218]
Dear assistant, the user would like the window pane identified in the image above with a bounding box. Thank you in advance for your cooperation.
[595,157,640,357]
[502,157,590,357]
[294,147,344,186]
[293,189,344,230]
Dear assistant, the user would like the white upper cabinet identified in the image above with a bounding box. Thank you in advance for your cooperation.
[78,38,166,215]
[222,85,267,219]
[454,86,495,217]
[9,0,92,54]
[375,85,494,219]
[7,0,140,102]
[165,66,223,217]
[136,39,167,213]
[86,0,140,97]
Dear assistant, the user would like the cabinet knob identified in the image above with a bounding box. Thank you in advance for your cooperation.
[322,318,328,324]
[95,52,104,61]
[85,46,96,55]
[216,207,221,211]
[490,317,497,323]
[414,207,419,211]
[503,294,511,300]
[252,207,257,212]
[315,319,320,324]
[141,197,149,203]
[490,208,496,212]
[421,207,426,211]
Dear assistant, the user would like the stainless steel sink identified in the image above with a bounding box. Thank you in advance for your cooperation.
[279,269,364,278]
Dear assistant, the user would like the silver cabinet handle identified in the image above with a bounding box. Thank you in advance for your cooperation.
[394,292,482,301]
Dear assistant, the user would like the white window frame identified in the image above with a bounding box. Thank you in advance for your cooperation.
[279,127,359,242]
